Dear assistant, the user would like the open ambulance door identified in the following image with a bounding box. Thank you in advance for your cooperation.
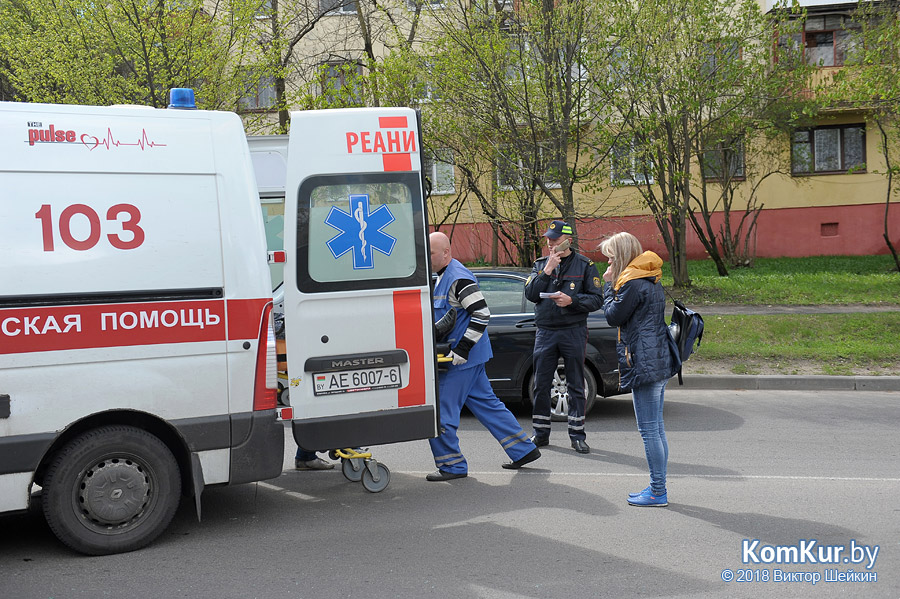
[282,108,438,451]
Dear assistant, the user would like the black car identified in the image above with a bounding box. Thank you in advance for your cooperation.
[472,268,623,419]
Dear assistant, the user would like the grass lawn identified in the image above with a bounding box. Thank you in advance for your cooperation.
[651,255,898,375]
[659,254,900,305]
[691,312,900,376]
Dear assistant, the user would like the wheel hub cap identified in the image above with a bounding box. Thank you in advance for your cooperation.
[79,459,151,526]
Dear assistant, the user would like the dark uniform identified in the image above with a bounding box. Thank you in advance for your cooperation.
[524,250,604,444]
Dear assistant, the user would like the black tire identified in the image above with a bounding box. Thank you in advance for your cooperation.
[41,425,181,555]
[529,365,597,422]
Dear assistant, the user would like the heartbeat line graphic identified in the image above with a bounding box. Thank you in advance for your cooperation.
[81,128,167,151]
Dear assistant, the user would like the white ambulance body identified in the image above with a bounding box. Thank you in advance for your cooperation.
[0,97,284,555]
[253,110,439,455]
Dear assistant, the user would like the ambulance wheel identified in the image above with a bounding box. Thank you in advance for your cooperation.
[341,457,364,482]
[41,425,181,556]
[361,463,391,493]
[529,367,596,422]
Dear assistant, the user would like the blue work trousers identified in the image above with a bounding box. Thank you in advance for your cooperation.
[429,363,536,475]
[531,325,588,441]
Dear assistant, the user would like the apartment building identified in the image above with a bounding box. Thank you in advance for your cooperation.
[245,0,900,265]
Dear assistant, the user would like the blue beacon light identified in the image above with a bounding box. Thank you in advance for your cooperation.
[167,88,197,110]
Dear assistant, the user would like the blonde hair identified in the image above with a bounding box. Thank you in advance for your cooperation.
[599,232,643,282]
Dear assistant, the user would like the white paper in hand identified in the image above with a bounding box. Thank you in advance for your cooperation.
[540,292,562,299]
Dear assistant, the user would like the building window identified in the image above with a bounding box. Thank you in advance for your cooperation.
[611,138,653,186]
[791,124,865,175]
[782,14,859,67]
[496,145,560,190]
[320,0,356,14]
[702,137,745,181]
[238,71,276,111]
[321,62,363,104]
[424,149,455,195]
[407,0,445,10]
[415,60,440,103]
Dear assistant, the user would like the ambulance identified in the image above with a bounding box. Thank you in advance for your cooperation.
[0,91,438,555]
[250,110,439,480]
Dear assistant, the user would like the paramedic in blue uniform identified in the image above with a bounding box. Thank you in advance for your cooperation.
[426,231,541,481]
[524,220,604,454]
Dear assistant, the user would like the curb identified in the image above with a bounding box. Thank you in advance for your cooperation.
[674,375,900,392]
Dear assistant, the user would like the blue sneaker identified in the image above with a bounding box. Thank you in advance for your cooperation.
[627,491,668,507]
[628,486,651,498]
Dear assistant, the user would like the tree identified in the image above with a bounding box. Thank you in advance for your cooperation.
[0,0,259,108]
[688,2,816,274]
[592,0,814,286]
[387,0,611,266]
[830,0,900,273]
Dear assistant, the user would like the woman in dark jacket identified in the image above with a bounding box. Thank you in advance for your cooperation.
[600,232,680,507]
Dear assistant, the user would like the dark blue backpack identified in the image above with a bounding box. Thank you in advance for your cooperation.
[668,299,704,384]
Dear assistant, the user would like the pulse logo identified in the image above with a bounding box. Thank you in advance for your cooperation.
[325,194,396,269]
[26,123,166,151]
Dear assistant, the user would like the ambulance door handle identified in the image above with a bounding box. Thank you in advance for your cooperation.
[514,319,536,329]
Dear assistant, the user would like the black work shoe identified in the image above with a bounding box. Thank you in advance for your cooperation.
[425,470,467,482]
[531,435,550,447]
[502,447,541,470]
[571,439,590,454]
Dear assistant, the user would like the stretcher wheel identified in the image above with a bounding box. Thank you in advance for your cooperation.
[361,463,391,493]
[328,450,339,461]
[341,457,364,482]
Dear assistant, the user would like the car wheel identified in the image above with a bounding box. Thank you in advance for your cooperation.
[529,365,597,422]
[41,425,181,555]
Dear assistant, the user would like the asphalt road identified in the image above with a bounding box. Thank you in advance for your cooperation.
[2,389,898,599]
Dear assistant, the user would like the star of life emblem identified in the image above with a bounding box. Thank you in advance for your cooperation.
[324,194,396,269]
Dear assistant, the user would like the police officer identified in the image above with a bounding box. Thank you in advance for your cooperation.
[426,232,541,480]
[524,220,604,453]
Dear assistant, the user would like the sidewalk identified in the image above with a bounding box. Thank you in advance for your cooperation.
[696,303,900,315]
[672,302,900,392]
[679,373,900,392]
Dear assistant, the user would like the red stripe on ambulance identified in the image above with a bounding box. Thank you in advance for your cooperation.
[345,115,415,172]
[0,298,269,354]
[393,289,426,407]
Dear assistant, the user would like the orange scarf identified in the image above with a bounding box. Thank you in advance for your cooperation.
[613,251,663,291]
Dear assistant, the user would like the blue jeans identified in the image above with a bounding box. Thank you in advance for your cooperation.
[295,448,318,461]
[632,378,668,496]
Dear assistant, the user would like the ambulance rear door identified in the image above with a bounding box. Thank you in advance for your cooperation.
[282,108,438,450]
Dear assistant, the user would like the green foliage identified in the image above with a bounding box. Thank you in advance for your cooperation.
[661,255,900,305]
[0,0,260,108]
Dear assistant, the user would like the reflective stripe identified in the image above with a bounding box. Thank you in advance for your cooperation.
[501,431,529,450]
[533,422,551,430]
[533,415,551,422]
[434,452,463,462]
[502,437,526,450]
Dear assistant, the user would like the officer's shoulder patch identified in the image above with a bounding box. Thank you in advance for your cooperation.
[526,275,533,285]
[593,276,601,288]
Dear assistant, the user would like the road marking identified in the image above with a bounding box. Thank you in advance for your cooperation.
[403,471,900,482]
[256,481,325,502]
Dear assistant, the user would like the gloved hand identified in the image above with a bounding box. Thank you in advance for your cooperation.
[448,351,467,366]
